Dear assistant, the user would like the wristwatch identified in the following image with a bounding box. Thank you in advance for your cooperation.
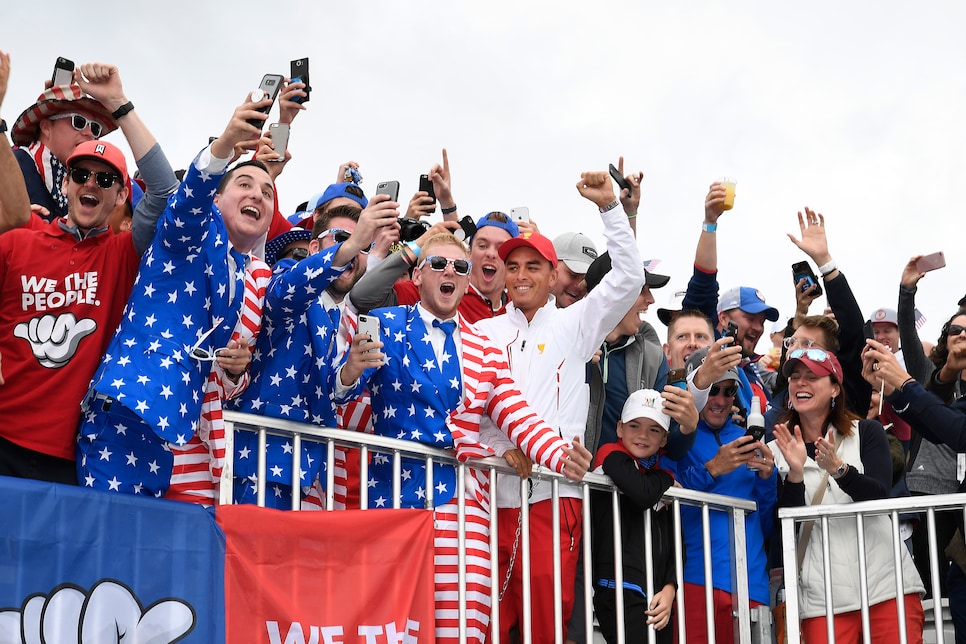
[831,462,849,479]
[599,199,619,213]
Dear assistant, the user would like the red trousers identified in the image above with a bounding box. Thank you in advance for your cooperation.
[495,497,582,644]
[800,593,924,644]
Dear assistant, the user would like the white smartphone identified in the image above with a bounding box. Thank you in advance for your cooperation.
[357,314,381,350]
[510,206,529,223]
[267,123,290,162]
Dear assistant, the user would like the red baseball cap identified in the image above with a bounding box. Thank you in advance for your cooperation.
[66,140,129,186]
[498,231,557,268]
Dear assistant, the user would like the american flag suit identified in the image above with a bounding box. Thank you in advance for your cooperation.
[337,303,576,643]
[228,248,352,508]
[79,152,264,495]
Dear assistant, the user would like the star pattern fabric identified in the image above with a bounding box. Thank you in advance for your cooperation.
[229,250,352,498]
[79,150,266,498]
[49,155,68,212]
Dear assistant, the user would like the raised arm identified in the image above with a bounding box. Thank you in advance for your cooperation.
[77,62,178,254]
[0,51,30,233]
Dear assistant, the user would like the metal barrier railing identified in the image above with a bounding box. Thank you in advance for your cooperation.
[221,411,760,644]
[778,492,966,644]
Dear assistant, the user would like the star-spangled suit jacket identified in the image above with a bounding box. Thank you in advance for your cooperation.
[228,248,352,488]
[86,148,263,446]
[336,304,574,509]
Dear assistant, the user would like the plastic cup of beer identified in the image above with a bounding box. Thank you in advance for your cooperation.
[718,177,736,210]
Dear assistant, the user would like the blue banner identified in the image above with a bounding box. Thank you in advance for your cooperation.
[0,476,225,643]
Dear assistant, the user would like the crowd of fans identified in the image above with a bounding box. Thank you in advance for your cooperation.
[2,51,965,644]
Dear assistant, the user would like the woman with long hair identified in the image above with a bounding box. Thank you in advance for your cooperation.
[769,348,924,644]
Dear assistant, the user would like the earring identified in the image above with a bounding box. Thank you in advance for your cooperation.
[787,398,794,410]
[831,397,837,408]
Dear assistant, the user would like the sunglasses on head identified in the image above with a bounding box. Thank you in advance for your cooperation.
[782,336,818,350]
[709,383,739,398]
[419,255,472,275]
[50,112,104,138]
[946,324,966,338]
[788,347,837,374]
[69,167,120,189]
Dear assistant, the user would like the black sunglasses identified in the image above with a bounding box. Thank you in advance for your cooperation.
[69,167,120,189]
[281,247,309,262]
[709,383,739,398]
[946,324,966,338]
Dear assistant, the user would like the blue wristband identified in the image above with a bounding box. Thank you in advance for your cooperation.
[702,222,717,233]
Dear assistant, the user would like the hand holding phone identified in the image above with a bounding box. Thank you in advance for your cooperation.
[357,315,381,351]
[290,58,310,103]
[608,163,632,198]
[267,123,290,162]
[916,251,946,274]
[51,57,74,86]
[791,261,823,297]
[724,321,739,347]
[418,174,437,205]
[510,207,529,224]
[667,368,688,390]
[247,73,285,129]
[454,215,477,243]
[375,181,400,203]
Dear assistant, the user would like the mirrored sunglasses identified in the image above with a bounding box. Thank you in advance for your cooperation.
[69,167,120,189]
[317,228,351,244]
[280,247,309,262]
[419,255,472,276]
[50,112,104,138]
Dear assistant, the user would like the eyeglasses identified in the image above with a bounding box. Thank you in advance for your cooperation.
[280,247,309,262]
[69,167,120,189]
[709,383,738,398]
[317,228,351,244]
[782,336,818,350]
[788,348,837,374]
[49,113,104,138]
[418,255,472,276]
[946,324,966,338]
[186,317,231,362]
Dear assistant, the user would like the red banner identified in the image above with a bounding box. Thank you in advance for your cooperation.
[218,507,435,643]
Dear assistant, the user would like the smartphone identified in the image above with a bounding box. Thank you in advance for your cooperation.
[510,207,530,223]
[357,314,381,350]
[608,163,632,196]
[791,261,823,297]
[667,368,688,390]
[743,424,766,442]
[916,251,946,273]
[267,123,290,162]
[375,180,400,202]
[246,73,285,129]
[51,57,74,86]
[290,57,310,103]
[724,320,739,346]
[419,174,437,205]
[453,215,477,243]
[863,320,875,341]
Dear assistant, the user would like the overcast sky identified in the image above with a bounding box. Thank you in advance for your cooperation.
[6,1,964,350]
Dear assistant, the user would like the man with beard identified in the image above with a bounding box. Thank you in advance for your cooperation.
[229,201,398,507]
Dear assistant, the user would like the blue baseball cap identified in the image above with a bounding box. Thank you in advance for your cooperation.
[312,183,368,211]
[474,212,519,239]
[716,286,779,321]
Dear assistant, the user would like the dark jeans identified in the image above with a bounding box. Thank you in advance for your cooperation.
[0,434,77,485]
[949,563,966,644]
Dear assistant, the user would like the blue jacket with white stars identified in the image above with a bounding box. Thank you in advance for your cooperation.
[228,247,352,488]
[86,151,253,446]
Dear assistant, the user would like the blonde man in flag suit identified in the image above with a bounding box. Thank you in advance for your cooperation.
[77,92,278,501]
[336,232,592,644]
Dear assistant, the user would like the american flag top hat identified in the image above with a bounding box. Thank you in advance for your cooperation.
[11,84,118,147]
